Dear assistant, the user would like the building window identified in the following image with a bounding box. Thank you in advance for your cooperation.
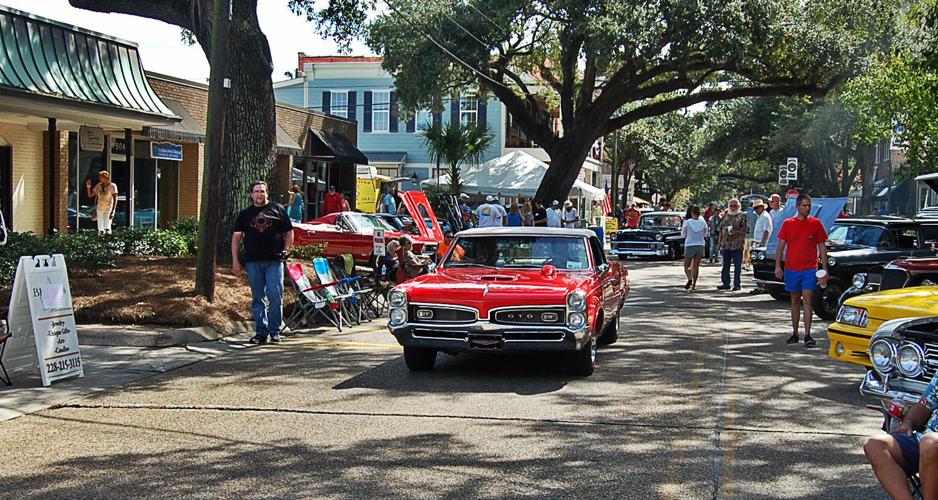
[373,90,390,132]
[331,91,348,118]
[460,95,477,126]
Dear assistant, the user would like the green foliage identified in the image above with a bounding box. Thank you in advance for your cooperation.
[291,242,328,261]
[168,217,199,254]
[420,121,494,195]
[0,226,199,283]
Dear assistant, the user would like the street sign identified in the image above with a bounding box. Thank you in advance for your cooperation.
[786,157,798,180]
[786,188,800,198]
[778,165,788,185]
[373,229,386,257]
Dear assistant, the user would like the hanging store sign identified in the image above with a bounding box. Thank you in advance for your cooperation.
[78,126,104,152]
[150,142,183,161]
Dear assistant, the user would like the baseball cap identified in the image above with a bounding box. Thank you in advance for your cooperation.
[551,200,559,206]
[486,195,496,202]
[563,200,573,207]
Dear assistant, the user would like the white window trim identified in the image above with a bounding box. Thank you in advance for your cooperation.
[371,89,391,133]
[459,94,478,126]
[330,89,349,118]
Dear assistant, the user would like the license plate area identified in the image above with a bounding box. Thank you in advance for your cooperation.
[468,334,503,349]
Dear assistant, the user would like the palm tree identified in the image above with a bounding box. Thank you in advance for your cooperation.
[421,121,494,195]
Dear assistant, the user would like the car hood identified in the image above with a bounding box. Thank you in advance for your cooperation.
[398,267,592,311]
[827,243,876,255]
[845,286,938,319]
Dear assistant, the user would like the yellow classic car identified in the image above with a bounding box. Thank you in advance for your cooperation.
[828,286,938,367]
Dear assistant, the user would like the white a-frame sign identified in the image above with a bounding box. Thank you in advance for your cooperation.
[7,255,83,386]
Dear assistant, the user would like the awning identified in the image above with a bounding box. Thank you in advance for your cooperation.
[276,126,302,155]
[0,6,178,127]
[307,128,368,164]
[365,151,407,164]
[142,99,204,142]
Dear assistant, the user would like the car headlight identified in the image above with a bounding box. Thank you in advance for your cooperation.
[869,339,896,375]
[566,291,586,312]
[755,252,765,261]
[567,312,586,330]
[828,257,837,267]
[389,308,407,326]
[655,234,664,241]
[836,305,868,327]
[897,343,925,377]
[852,273,867,289]
[389,289,407,308]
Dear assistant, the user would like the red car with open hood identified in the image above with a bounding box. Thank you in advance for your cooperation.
[387,227,630,375]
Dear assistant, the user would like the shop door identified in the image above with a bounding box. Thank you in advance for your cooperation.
[109,159,130,228]
[134,158,158,229]
[157,161,178,227]
[0,146,11,228]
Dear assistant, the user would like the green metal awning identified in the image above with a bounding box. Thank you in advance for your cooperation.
[0,6,178,125]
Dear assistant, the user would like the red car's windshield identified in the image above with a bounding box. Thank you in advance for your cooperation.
[442,236,590,271]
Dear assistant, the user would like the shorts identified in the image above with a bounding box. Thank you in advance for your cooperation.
[784,268,817,292]
[894,433,920,475]
[684,245,705,258]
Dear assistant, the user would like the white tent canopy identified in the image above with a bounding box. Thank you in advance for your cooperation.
[421,150,606,201]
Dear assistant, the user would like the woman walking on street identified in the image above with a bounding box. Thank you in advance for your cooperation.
[287,184,304,222]
[681,205,708,290]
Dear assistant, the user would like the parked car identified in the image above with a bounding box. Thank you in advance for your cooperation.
[827,285,938,368]
[751,216,938,320]
[841,257,938,305]
[387,227,630,375]
[610,211,689,260]
[294,191,442,266]
[859,316,938,423]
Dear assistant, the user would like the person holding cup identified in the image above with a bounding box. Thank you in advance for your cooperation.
[774,193,829,347]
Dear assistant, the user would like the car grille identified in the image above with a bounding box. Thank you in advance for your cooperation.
[880,268,909,291]
[615,232,654,242]
[408,305,476,323]
[492,308,566,326]
[614,242,657,249]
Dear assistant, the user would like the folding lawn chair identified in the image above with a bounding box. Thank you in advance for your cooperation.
[312,258,359,326]
[285,264,344,331]
[330,255,379,320]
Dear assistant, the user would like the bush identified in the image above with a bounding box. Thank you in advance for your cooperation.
[291,242,327,261]
[168,217,199,254]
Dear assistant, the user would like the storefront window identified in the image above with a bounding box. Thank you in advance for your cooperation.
[68,132,105,232]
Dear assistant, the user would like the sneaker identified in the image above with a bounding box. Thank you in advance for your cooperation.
[248,335,268,345]
[269,333,282,343]
[685,279,693,290]
[717,284,731,290]
[804,335,817,347]
[786,333,799,344]
[732,286,741,291]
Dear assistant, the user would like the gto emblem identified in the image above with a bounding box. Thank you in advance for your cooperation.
[542,312,558,322]
[416,309,434,319]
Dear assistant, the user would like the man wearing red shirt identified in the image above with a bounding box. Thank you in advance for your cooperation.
[774,193,829,347]
[625,204,641,228]
[322,185,343,215]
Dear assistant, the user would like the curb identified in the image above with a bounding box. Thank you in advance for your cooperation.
[78,321,255,348]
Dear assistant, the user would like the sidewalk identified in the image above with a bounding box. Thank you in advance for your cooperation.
[0,324,253,422]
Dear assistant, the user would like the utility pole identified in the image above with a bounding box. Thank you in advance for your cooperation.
[195,0,232,301]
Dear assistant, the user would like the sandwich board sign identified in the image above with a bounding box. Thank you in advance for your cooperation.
[373,229,386,257]
[5,255,83,386]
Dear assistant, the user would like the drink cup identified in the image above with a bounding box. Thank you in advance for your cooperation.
[816,269,828,288]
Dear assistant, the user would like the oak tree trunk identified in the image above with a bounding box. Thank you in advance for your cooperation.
[536,139,594,204]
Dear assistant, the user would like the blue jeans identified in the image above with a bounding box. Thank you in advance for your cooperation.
[709,236,720,262]
[721,249,743,287]
[245,261,284,338]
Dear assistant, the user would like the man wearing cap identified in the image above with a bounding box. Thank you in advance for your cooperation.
[774,193,829,347]
[476,195,506,228]
[562,200,580,228]
[546,200,562,228]
[322,185,343,215]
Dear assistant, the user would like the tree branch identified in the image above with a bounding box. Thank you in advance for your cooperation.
[68,0,194,31]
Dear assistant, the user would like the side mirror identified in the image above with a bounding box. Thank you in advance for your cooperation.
[596,263,609,275]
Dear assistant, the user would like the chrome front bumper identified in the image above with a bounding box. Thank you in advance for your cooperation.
[610,247,669,257]
[859,370,927,404]
[389,320,590,352]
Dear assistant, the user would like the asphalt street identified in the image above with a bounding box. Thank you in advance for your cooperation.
[0,259,885,499]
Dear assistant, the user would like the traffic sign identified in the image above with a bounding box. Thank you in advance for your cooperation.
[786,157,798,181]
[779,165,788,185]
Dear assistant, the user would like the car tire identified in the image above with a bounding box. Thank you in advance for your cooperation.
[598,309,620,345]
[813,281,844,321]
[568,338,596,376]
[403,346,437,371]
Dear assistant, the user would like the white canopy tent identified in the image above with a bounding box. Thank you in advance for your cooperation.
[421,150,606,201]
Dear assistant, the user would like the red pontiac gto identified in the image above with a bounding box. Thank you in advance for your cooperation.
[387,227,630,375]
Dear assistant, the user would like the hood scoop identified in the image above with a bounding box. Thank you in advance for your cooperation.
[479,275,517,282]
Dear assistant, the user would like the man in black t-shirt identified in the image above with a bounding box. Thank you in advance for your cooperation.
[532,199,548,227]
[232,181,294,344]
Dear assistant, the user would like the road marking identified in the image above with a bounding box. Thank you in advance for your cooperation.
[266,338,401,350]
[712,315,732,499]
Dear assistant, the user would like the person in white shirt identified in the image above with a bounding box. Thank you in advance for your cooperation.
[476,195,506,228]
[681,205,709,290]
[85,170,118,233]
[546,200,562,228]
[752,200,774,247]
[562,200,580,228]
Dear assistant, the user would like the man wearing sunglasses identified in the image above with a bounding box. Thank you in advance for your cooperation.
[774,193,828,347]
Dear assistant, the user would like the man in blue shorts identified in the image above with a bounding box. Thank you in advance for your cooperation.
[773,193,828,347]
[865,372,938,499]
